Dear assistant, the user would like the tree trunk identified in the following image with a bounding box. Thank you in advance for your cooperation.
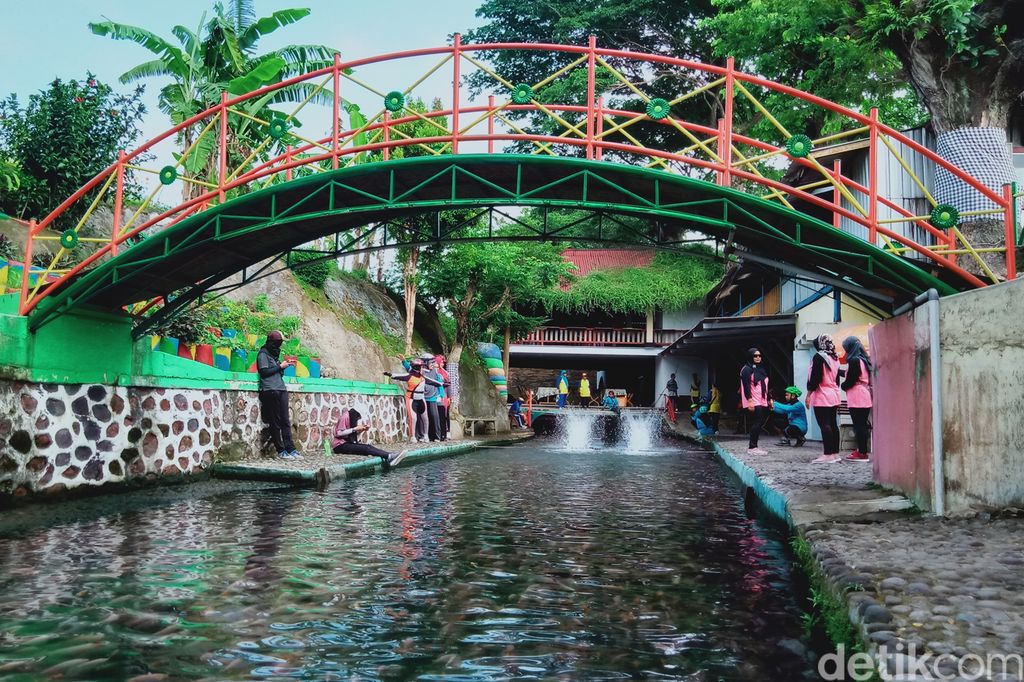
[446,342,463,415]
[502,325,511,380]
[888,22,1021,278]
[402,246,419,355]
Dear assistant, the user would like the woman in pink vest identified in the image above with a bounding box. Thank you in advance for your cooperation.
[739,347,772,455]
[806,334,842,463]
[841,336,872,462]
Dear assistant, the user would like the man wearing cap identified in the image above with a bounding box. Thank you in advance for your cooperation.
[771,386,808,446]
[256,330,300,459]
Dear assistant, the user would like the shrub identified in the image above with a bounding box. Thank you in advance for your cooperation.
[290,251,330,289]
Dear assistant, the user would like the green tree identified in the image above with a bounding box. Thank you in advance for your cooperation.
[710,0,1023,276]
[0,75,147,228]
[90,0,338,200]
[465,0,721,156]
[705,0,928,140]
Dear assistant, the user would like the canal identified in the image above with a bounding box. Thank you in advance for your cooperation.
[0,441,820,680]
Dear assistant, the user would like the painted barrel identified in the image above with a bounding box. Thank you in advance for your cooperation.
[158,336,179,355]
[177,343,196,361]
[194,343,214,366]
[283,355,297,377]
[230,348,248,373]
[149,335,161,350]
[309,357,321,379]
[295,356,311,378]
[214,346,231,370]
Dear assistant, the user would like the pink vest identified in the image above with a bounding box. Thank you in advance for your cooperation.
[807,354,841,407]
[740,366,769,408]
[844,358,872,408]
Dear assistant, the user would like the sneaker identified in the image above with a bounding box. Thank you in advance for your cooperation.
[747,447,767,455]
[277,451,292,460]
[811,454,841,464]
[776,438,792,446]
[289,450,302,459]
[846,450,871,462]
[388,449,409,467]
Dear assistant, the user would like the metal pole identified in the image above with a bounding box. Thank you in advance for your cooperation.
[585,35,596,160]
[219,91,228,204]
[383,111,391,161]
[111,150,126,255]
[722,57,734,187]
[868,107,878,246]
[487,95,495,154]
[19,220,35,315]
[1004,184,1016,279]
[832,159,842,230]
[451,33,461,154]
[332,53,341,170]
[595,96,604,161]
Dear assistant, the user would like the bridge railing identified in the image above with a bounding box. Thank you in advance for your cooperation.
[517,326,689,347]
[15,38,1016,317]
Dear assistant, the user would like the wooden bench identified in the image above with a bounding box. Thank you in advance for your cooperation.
[465,417,497,437]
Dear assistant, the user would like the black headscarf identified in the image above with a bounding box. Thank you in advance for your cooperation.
[349,408,362,428]
[842,336,871,372]
[745,347,768,383]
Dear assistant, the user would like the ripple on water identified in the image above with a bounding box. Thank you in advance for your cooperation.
[0,443,817,680]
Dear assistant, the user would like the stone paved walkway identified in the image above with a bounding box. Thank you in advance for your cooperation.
[668,421,1024,681]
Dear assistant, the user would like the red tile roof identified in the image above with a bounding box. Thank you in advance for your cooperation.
[561,248,656,278]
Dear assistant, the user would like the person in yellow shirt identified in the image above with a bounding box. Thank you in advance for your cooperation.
[706,384,721,434]
[556,370,569,408]
[578,372,591,406]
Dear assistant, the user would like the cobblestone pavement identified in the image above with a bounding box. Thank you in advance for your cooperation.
[669,420,1024,681]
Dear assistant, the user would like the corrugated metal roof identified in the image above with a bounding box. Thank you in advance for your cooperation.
[561,248,656,278]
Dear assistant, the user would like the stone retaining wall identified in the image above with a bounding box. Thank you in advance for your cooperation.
[0,380,406,501]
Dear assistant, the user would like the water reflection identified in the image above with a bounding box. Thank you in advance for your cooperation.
[0,445,818,680]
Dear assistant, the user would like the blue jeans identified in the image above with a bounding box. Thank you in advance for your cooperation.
[557,393,567,408]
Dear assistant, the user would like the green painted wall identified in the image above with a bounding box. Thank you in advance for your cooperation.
[0,302,401,396]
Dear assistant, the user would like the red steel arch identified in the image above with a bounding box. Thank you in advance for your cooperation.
[13,38,1018,317]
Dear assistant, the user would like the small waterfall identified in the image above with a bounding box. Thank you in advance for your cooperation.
[556,410,601,451]
[618,410,661,452]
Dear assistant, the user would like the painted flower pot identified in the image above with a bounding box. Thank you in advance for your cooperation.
[206,327,221,339]
[220,328,237,339]
[214,346,231,370]
[283,355,298,377]
[194,343,214,366]
[149,334,161,350]
[246,333,260,349]
[295,355,311,378]
[177,342,196,361]
[309,357,321,379]
[159,336,180,355]
[229,348,248,373]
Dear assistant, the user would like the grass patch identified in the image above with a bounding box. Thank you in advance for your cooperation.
[792,534,863,652]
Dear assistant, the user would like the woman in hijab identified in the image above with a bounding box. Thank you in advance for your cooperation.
[841,336,872,462]
[739,347,772,455]
[807,334,842,463]
[331,408,407,466]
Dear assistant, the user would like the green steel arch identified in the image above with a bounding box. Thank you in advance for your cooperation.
[27,155,956,334]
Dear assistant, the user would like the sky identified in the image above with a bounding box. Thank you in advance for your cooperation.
[1,0,486,195]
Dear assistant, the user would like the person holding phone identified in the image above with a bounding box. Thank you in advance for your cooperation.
[257,330,300,460]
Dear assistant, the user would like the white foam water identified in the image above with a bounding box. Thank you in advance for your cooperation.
[618,410,662,453]
[556,410,601,451]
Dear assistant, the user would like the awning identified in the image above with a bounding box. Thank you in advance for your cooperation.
[659,314,797,356]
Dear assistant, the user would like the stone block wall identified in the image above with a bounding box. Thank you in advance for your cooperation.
[0,380,406,501]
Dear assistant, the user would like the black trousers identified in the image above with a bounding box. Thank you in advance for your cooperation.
[426,401,443,441]
[706,411,719,432]
[333,442,389,459]
[813,405,840,455]
[748,405,766,448]
[259,390,295,453]
[784,425,806,440]
[411,399,427,440]
[849,407,871,453]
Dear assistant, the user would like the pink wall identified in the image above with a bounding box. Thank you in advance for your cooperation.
[870,311,934,509]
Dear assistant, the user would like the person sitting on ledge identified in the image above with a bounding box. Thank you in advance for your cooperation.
[331,408,407,467]
[602,390,621,416]
[509,397,527,428]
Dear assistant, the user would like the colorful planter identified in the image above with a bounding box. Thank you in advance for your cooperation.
[194,343,214,366]
[177,342,196,361]
[309,357,321,379]
[230,348,249,373]
[149,335,161,350]
[214,346,231,370]
[283,355,298,377]
[158,336,180,355]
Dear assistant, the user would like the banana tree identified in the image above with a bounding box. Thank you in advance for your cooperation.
[91,1,339,201]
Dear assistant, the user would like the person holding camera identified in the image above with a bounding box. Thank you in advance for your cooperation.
[257,330,300,460]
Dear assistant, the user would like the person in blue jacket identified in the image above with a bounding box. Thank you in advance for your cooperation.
[772,386,808,446]
[690,396,715,438]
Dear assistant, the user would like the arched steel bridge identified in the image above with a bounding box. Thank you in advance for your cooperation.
[12,38,1019,333]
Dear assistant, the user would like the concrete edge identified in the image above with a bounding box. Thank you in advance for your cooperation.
[212,435,534,486]
[683,432,897,672]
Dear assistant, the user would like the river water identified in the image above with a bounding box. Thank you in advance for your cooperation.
[0,443,819,680]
